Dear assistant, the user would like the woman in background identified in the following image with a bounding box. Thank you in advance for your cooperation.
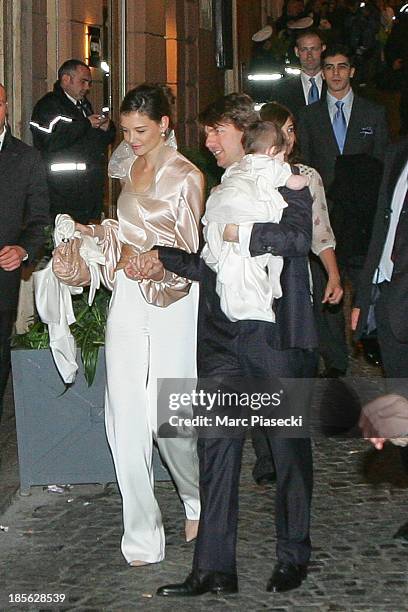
[250,101,343,486]
[261,101,343,309]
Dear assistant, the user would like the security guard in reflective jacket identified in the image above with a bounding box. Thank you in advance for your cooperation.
[30,59,115,223]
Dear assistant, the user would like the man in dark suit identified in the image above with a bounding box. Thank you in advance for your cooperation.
[30,59,115,224]
[352,137,408,537]
[152,94,318,597]
[272,28,326,119]
[0,84,50,420]
[352,137,408,375]
[297,44,389,376]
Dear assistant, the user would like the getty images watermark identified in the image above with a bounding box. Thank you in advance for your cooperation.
[157,378,313,438]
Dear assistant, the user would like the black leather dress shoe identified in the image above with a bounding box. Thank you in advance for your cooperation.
[157,571,238,597]
[266,562,307,593]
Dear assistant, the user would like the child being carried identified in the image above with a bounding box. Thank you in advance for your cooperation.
[202,119,308,322]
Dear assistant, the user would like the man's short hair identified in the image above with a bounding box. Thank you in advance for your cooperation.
[58,59,89,82]
[295,28,325,47]
[199,93,258,132]
[243,120,285,155]
[321,44,354,66]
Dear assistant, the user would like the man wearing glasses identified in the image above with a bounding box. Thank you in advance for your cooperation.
[298,43,388,204]
[297,44,389,378]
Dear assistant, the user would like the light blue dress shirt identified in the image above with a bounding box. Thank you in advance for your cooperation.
[327,89,354,125]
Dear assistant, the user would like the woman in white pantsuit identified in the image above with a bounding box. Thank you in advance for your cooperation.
[77,84,203,566]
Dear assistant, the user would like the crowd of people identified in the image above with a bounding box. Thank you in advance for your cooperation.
[0,3,408,600]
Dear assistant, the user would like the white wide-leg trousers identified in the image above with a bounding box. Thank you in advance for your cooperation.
[104,271,200,563]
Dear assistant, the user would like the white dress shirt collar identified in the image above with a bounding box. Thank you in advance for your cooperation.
[376,160,408,283]
[64,91,79,106]
[327,88,354,124]
[300,71,323,104]
[0,126,6,151]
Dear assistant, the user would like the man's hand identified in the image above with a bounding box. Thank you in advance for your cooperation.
[88,114,105,129]
[359,394,408,448]
[368,438,387,450]
[223,224,239,243]
[322,276,343,305]
[351,307,360,331]
[98,116,110,131]
[124,250,164,282]
[0,245,27,271]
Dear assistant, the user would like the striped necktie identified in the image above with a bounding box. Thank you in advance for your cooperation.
[76,100,86,117]
[332,100,347,153]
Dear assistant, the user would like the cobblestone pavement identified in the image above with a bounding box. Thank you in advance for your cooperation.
[1,349,408,611]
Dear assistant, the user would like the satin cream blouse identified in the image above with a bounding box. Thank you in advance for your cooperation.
[99,143,204,306]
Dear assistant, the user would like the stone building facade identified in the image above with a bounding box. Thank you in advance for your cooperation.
[0,0,274,149]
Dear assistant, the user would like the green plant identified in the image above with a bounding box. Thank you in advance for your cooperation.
[12,287,110,386]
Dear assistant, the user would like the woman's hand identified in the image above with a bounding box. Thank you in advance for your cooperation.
[322,275,343,305]
[124,250,165,282]
[75,223,94,237]
[139,252,165,281]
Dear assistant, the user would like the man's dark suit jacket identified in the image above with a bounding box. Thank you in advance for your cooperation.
[271,75,327,120]
[0,129,50,310]
[158,184,318,376]
[297,93,389,190]
[355,137,408,343]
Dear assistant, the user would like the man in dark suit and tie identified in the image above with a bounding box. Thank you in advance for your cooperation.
[154,93,318,597]
[30,59,115,224]
[352,137,408,537]
[0,84,50,421]
[298,44,389,376]
[352,137,408,377]
[272,28,326,119]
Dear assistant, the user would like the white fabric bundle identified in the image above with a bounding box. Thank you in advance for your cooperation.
[33,214,106,383]
[202,155,290,323]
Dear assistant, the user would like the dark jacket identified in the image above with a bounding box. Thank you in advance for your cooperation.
[0,129,50,310]
[297,93,389,190]
[271,75,327,120]
[158,183,317,376]
[327,153,384,266]
[30,82,115,223]
[355,137,408,342]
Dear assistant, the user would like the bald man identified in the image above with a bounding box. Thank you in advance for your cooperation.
[0,84,49,420]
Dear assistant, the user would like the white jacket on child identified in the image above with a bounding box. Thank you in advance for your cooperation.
[202,154,291,323]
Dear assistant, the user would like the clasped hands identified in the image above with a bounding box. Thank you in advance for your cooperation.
[124,224,239,281]
[124,250,165,282]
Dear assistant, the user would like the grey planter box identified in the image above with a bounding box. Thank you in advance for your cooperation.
[11,348,169,495]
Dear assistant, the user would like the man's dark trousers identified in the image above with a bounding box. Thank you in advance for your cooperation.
[192,321,316,575]
[0,310,15,420]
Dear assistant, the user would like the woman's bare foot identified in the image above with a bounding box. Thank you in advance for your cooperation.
[185,519,199,543]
